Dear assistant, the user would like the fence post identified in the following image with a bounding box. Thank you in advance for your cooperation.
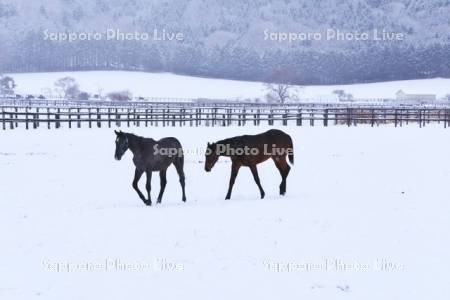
[67,108,72,128]
[154,108,159,127]
[14,107,18,128]
[394,109,398,127]
[33,111,38,129]
[56,108,61,129]
[9,113,13,129]
[35,108,40,129]
[97,108,101,128]
[25,107,29,130]
[282,110,288,126]
[87,108,91,128]
[213,108,218,126]
[446,109,450,128]
[347,108,351,127]
[371,109,375,127]
[76,108,80,128]
[423,109,426,127]
[68,108,72,129]
[162,109,166,127]
[418,110,422,128]
[108,108,112,128]
[116,108,120,127]
[323,109,328,127]
[443,110,446,128]
[150,109,154,126]
[296,109,302,126]
[182,108,186,126]
[145,109,149,127]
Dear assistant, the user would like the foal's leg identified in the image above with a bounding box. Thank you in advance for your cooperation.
[157,168,167,204]
[174,161,186,202]
[273,156,291,196]
[225,161,241,200]
[132,168,148,205]
[249,164,265,199]
[145,171,152,206]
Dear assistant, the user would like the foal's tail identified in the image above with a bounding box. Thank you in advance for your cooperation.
[287,135,294,165]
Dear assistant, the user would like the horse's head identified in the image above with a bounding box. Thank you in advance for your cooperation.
[204,142,219,172]
[114,130,129,160]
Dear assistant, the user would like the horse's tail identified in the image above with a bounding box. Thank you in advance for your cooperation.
[287,135,294,165]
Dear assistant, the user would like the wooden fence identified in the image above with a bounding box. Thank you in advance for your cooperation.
[1,104,449,130]
[3,98,450,109]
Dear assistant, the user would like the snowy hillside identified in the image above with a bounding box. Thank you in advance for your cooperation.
[1,0,449,83]
[7,71,450,100]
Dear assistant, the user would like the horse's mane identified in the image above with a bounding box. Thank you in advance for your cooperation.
[124,132,146,141]
[216,137,237,146]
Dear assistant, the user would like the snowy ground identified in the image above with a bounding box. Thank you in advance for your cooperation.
[0,125,449,299]
[7,71,450,100]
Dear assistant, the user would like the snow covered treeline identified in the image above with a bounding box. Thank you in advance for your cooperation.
[1,0,450,84]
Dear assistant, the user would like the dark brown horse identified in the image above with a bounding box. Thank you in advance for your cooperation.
[114,130,186,206]
[205,129,294,200]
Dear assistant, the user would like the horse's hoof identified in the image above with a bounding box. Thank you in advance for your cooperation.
[225,196,231,200]
[261,192,265,199]
[182,197,186,202]
[143,201,152,206]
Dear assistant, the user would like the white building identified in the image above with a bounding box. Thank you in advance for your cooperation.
[396,90,436,103]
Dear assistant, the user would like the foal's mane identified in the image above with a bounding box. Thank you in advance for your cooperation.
[216,137,237,146]
[123,132,142,140]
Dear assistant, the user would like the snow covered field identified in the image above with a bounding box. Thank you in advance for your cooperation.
[1,125,449,299]
[7,71,450,100]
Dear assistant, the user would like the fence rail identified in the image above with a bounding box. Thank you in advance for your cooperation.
[1,104,449,129]
[2,98,450,109]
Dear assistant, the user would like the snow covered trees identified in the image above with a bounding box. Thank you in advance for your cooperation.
[264,83,301,104]
[0,75,16,96]
[54,77,81,100]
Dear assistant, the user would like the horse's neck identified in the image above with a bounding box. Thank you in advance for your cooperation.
[217,138,236,157]
[127,134,142,156]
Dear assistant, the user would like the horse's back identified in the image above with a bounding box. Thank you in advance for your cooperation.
[157,137,184,162]
[157,137,183,148]
[262,129,290,138]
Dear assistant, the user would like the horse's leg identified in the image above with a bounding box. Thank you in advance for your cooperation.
[132,168,149,205]
[145,171,152,206]
[225,161,241,200]
[174,159,186,202]
[273,156,290,196]
[156,168,167,204]
[249,164,265,199]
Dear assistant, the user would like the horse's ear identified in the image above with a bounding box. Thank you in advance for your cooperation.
[207,142,211,146]
[114,130,119,135]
